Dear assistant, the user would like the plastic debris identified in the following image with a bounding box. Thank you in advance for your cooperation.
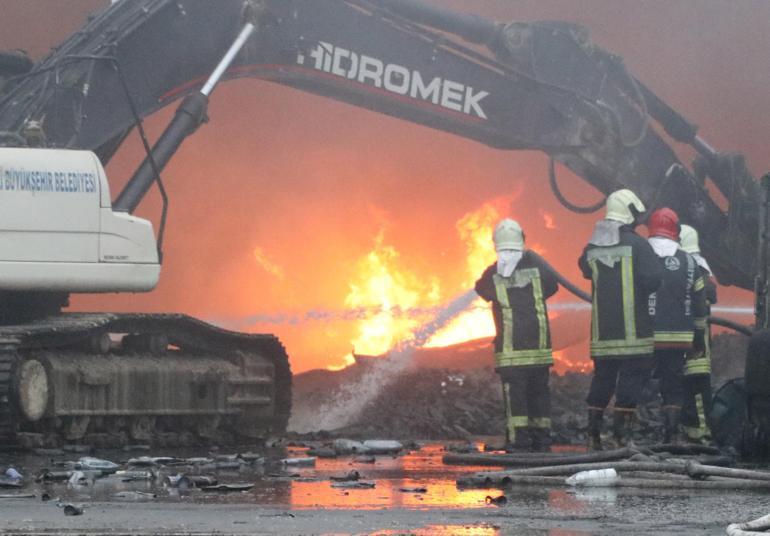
[352,455,376,464]
[565,468,620,487]
[67,471,89,486]
[399,486,427,493]
[331,481,375,489]
[0,494,35,499]
[5,468,22,481]
[280,457,316,466]
[362,440,403,454]
[76,457,119,474]
[333,439,369,454]
[238,452,265,464]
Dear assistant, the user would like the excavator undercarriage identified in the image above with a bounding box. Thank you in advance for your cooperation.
[0,314,290,448]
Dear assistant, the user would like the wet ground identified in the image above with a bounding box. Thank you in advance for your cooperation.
[0,442,768,535]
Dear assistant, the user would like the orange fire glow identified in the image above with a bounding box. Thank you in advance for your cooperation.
[21,0,761,376]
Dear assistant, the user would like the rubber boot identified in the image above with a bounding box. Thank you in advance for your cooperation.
[663,406,684,445]
[529,427,553,453]
[612,409,635,447]
[587,408,604,451]
[504,427,531,453]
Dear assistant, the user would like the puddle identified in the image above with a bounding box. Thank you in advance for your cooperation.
[0,443,504,509]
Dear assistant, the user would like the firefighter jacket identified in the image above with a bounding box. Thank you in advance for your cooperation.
[685,269,717,376]
[475,251,558,368]
[648,248,707,350]
[579,224,663,359]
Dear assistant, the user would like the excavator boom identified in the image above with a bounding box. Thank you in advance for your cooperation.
[0,0,756,290]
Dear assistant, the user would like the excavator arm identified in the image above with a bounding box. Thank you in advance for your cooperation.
[0,0,759,289]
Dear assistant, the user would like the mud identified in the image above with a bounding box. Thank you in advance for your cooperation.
[0,443,767,535]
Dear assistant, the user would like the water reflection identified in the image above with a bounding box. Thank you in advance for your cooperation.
[288,444,501,509]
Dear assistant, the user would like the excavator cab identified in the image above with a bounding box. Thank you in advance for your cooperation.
[0,147,159,293]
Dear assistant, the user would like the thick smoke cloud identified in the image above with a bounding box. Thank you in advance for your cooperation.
[0,1,766,371]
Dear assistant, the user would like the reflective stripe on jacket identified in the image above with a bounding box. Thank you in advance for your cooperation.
[685,273,717,376]
[475,252,558,367]
[579,227,663,359]
[648,249,706,349]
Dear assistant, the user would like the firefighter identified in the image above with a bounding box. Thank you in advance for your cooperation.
[678,224,717,443]
[579,189,663,450]
[646,210,707,444]
[475,218,559,452]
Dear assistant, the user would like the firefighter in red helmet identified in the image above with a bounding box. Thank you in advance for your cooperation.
[646,208,708,443]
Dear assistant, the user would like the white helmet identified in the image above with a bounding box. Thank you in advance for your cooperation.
[605,189,645,225]
[493,219,524,251]
[679,224,700,254]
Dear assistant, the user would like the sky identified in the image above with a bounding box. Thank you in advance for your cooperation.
[0,0,767,372]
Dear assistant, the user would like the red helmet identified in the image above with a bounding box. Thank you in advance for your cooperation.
[647,207,680,240]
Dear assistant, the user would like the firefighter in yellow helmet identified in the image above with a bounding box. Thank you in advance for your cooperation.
[475,219,559,452]
[679,224,717,443]
[579,190,663,450]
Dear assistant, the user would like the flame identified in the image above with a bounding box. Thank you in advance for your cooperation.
[552,349,592,375]
[326,227,441,369]
[424,198,507,347]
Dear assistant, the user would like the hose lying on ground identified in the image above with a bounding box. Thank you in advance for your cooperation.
[727,513,770,536]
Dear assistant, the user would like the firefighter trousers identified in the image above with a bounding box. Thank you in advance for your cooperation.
[681,373,713,441]
[655,348,686,408]
[586,355,654,410]
[498,365,551,444]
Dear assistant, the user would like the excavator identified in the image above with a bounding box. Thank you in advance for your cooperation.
[0,0,766,452]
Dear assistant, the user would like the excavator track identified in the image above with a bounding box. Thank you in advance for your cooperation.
[0,346,19,445]
[0,313,291,449]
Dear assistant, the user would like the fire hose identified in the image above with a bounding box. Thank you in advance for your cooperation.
[528,250,753,336]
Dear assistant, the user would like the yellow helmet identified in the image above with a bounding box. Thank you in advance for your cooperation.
[493,218,524,251]
[679,224,700,254]
[605,189,645,225]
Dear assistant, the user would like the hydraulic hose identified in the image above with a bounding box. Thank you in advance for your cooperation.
[548,158,606,214]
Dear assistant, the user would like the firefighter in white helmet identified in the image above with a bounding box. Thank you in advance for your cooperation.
[679,224,717,443]
[579,189,663,449]
[475,218,559,452]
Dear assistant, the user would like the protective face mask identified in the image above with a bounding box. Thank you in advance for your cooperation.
[497,249,523,277]
[649,236,679,257]
[588,219,624,246]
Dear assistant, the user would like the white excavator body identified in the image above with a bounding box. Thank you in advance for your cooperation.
[0,147,159,292]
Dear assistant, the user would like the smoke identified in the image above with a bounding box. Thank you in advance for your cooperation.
[288,289,478,433]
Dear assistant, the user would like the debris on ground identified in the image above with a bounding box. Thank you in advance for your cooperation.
[331,481,375,489]
[485,494,507,506]
[200,483,255,492]
[398,486,427,493]
[58,502,84,516]
[330,470,361,482]
[280,457,316,466]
